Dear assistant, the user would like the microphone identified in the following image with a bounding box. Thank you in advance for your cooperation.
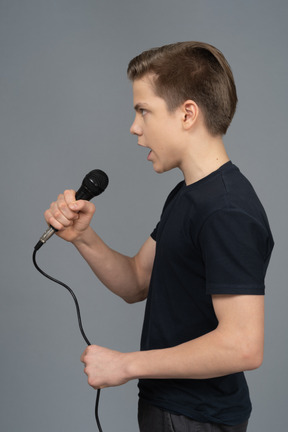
[34,169,109,251]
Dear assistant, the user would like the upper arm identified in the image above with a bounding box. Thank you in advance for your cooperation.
[212,294,265,369]
[200,209,269,368]
[133,236,156,301]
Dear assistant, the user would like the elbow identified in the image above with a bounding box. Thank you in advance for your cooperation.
[240,344,264,371]
[246,351,264,371]
[123,296,139,305]
[122,288,148,304]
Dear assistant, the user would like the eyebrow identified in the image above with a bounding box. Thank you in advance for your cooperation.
[134,103,148,112]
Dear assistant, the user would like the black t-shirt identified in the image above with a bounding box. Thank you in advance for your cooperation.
[138,161,274,425]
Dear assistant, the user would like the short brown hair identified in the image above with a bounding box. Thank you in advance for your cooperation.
[127,42,237,136]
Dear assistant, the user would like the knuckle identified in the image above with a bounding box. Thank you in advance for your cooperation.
[89,203,96,214]
[87,376,97,388]
[59,201,67,211]
[85,346,92,354]
[49,201,56,210]
[54,210,62,219]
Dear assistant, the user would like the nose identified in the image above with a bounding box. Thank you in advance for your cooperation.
[130,116,143,136]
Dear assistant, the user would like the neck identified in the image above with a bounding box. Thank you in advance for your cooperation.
[179,135,230,185]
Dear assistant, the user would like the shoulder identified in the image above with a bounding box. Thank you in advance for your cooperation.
[163,181,185,209]
[185,163,268,223]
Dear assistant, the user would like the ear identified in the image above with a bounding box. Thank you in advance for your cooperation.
[181,100,199,130]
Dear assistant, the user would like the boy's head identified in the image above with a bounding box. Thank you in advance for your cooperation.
[127,42,237,136]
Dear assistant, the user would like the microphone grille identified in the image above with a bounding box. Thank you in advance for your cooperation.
[83,169,109,194]
[76,169,109,201]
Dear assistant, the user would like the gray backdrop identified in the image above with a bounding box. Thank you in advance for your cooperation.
[0,1,287,431]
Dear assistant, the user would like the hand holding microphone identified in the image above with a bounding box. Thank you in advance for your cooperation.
[35,170,109,250]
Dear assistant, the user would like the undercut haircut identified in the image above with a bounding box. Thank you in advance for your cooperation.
[127,42,238,136]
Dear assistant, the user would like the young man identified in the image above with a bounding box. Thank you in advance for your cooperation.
[44,42,274,431]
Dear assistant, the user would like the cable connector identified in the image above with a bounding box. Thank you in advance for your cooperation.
[34,226,57,250]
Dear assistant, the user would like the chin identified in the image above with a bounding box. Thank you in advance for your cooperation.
[153,162,173,174]
[153,165,165,174]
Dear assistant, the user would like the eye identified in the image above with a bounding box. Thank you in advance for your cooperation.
[139,108,148,117]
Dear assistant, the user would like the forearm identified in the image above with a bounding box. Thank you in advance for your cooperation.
[72,226,149,303]
[126,295,264,381]
[81,326,263,390]
[126,327,263,381]
[81,296,264,389]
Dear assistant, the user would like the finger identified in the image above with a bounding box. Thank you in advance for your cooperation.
[47,203,76,230]
[45,192,79,229]
[57,192,80,221]
[64,189,94,215]
[43,206,68,231]
[80,347,88,363]
[63,189,77,205]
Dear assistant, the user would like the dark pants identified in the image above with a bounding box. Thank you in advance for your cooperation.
[138,399,249,432]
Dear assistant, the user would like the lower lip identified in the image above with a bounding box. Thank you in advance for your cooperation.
[147,150,152,161]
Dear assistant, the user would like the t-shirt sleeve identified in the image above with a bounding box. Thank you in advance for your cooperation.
[198,209,272,295]
[151,223,159,241]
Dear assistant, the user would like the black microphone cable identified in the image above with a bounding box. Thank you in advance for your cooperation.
[32,247,103,432]
[32,169,109,431]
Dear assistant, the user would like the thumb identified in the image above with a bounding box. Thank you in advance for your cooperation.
[68,199,96,216]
